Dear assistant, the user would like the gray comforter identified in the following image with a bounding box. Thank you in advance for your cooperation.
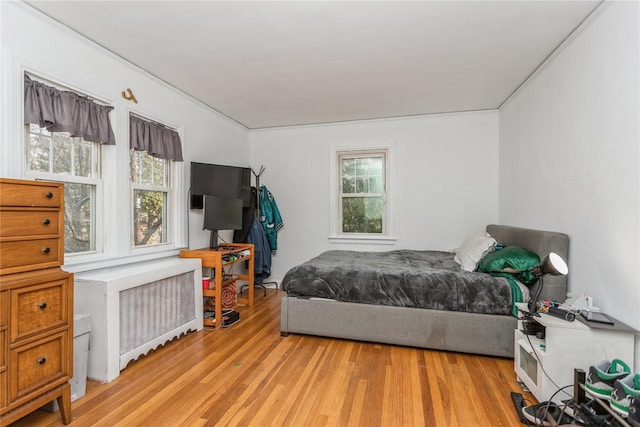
[281,250,515,315]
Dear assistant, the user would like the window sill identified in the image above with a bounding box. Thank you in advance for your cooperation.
[328,235,397,245]
[62,247,184,274]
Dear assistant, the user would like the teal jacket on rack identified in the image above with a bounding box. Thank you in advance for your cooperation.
[259,185,283,252]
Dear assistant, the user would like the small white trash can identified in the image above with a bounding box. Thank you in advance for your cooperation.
[42,313,91,412]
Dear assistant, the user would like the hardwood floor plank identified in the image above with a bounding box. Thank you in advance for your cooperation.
[8,289,535,427]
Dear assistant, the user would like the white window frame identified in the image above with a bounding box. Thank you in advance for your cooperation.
[25,111,105,261]
[130,149,173,249]
[329,143,396,244]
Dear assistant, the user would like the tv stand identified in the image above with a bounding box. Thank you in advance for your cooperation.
[180,243,254,328]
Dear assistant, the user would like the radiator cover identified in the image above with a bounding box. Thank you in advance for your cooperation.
[74,257,203,382]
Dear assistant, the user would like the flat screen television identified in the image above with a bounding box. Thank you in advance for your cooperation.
[203,195,243,248]
[190,162,251,209]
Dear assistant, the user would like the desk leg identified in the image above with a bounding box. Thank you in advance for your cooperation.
[248,253,254,307]
[215,276,222,328]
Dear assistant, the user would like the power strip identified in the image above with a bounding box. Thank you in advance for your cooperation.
[511,392,528,424]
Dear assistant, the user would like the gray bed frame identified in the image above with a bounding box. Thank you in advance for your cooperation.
[280,224,569,358]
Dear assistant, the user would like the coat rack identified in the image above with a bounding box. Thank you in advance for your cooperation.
[242,164,276,296]
[252,165,266,218]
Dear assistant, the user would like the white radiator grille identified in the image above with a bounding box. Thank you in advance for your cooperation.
[119,271,195,355]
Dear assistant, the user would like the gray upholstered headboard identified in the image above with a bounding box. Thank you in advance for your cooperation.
[486,224,569,303]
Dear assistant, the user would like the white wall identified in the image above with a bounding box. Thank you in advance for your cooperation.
[250,111,499,280]
[499,1,640,364]
[0,2,250,266]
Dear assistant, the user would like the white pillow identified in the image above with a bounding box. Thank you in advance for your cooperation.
[454,232,497,272]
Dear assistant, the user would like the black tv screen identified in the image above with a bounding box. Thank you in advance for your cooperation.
[203,195,243,231]
[190,162,251,209]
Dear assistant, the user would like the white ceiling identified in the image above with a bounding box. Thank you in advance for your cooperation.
[25,1,602,129]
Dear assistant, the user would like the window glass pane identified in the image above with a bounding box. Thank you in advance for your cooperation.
[134,189,166,246]
[27,132,51,172]
[64,182,95,253]
[75,140,94,178]
[369,176,383,193]
[342,156,383,195]
[130,151,140,184]
[153,157,165,185]
[341,158,355,193]
[355,158,367,177]
[342,196,383,233]
[141,154,153,185]
[53,133,71,174]
[130,151,167,186]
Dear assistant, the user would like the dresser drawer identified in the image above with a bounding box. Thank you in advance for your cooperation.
[0,210,61,238]
[0,180,62,208]
[0,238,62,275]
[10,279,69,342]
[9,331,70,402]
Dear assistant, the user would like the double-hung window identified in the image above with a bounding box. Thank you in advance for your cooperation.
[26,125,102,255]
[24,74,114,257]
[130,150,170,247]
[128,114,183,249]
[332,146,394,241]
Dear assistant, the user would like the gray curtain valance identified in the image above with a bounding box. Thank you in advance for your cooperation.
[130,115,183,162]
[24,75,115,145]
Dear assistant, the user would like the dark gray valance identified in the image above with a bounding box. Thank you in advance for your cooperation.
[130,115,183,161]
[24,75,115,145]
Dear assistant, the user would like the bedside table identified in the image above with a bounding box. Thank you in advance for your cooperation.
[514,303,635,403]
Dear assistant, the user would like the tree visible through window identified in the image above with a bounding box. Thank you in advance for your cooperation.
[339,150,386,235]
[27,124,99,254]
[130,150,169,246]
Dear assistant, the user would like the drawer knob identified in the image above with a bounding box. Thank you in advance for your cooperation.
[42,218,51,225]
[38,357,47,365]
[44,192,53,199]
[42,247,51,254]
[38,302,47,310]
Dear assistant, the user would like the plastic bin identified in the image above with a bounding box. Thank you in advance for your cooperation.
[42,313,91,412]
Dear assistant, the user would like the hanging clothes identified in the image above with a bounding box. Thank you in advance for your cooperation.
[246,216,271,282]
[259,185,283,252]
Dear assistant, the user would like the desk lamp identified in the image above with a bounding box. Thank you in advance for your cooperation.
[527,252,569,314]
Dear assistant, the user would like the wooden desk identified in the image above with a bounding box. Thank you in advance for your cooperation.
[179,243,254,328]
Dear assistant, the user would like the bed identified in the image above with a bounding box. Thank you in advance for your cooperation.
[280,224,569,358]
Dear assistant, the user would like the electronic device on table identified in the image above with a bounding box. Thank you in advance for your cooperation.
[189,162,251,209]
[580,311,614,325]
[189,162,251,249]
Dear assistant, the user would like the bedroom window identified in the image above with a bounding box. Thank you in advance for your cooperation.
[130,150,170,247]
[24,74,114,258]
[331,145,394,242]
[129,114,183,248]
[26,124,102,255]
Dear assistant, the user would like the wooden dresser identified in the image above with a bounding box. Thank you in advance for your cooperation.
[0,178,73,425]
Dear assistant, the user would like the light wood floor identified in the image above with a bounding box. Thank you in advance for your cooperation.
[9,289,535,427]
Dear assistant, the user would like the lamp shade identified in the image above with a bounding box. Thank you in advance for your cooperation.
[527,252,568,314]
[532,252,568,277]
